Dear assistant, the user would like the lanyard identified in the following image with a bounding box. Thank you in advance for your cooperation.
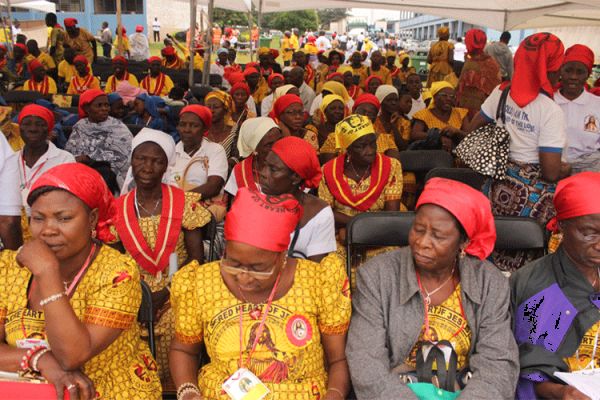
[238,271,282,369]
[20,153,48,190]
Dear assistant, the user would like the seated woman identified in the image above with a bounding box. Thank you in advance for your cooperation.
[141,56,175,97]
[364,75,383,94]
[108,92,128,120]
[225,117,282,195]
[555,44,600,173]
[113,128,211,385]
[130,93,165,131]
[65,89,133,191]
[270,94,318,152]
[318,114,404,260]
[244,67,269,112]
[66,55,100,95]
[169,187,351,400]
[260,136,336,261]
[105,56,139,93]
[260,73,285,117]
[511,172,600,399]
[0,163,161,399]
[309,80,353,118]
[229,81,257,153]
[22,60,57,95]
[313,94,346,154]
[347,177,518,399]
[411,81,469,153]
[374,85,412,151]
[172,105,228,223]
[338,65,363,101]
[204,91,237,163]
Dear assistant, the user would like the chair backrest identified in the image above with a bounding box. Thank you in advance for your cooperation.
[494,216,547,252]
[126,124,144,136]
[399,150,453,173]
[137,280,156,357]
[203,214,218,262]
[425,167,486,190]
[3,90,44,103]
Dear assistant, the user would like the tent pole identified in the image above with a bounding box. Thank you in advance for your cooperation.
[116,0,123,56]
[188,0,197,88]
[248,8,254,62]
[201,0,213,86]
[6,0,13,48]
[257,0,262,37]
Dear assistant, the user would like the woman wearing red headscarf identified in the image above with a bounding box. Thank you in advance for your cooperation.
[260,73,285,116]
[105,55,139,93]
[0,163,161,399]
[169,188,351,400]
[364,74,383,94]
[469,32,571,272]
[456,29,501,119]
[260,136,336,261]
[555,44,600,173]
[270,93,319,152]
[347,177,518,400]
[230,81,256,130]
[66,55,100,94]
[512,172,600,400]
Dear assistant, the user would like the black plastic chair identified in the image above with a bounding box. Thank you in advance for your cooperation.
[494,216,547,253]
[138,280,156,359]
[203,214,218,262]
[425,167,487,190]
[4,90,44,103]
[399,150,454,173]
[346,211,415,287]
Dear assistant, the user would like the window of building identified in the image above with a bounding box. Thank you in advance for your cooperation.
[94,0,143,14]
[50,0,85,12]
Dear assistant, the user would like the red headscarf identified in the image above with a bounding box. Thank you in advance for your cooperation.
[78,89,106,118]
[243,67,259,77]
[226,72,245,86]
[148,56,161,64]
[27,59,44,74]
[18,104,55,128]
[180,104,212,131]
[267,73,284,88]
[465,29,487,55]
[547,172,600,232]
[112,55,128,65]
[416,178,496,260]
[271,49,280,59]
[510,32,564,107]
[307,36,316,43]
[269,94,303,120]
[14,43,28,54]
[364,75,383,89]
[28,163,116,243]
[74,55,88,65]
[271,136,322,189]
[352,93,381,112]
[135,25,143,33]
[224,188,303,252]
[63,18,77,28]
[563,44,594,74]
[326,72,343,81]
[230,81,250,96]
[161,46,176,57]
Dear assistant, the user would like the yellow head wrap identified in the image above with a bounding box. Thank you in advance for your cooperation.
[320,94,345,117]
[438,26,450,39]
[428,81,455,109]
[258,47,271,56]
[398,53,410,65]
[205,90,233,112]
[322,81,350,104]
[385,50,396,58]
[337,65,353,75]
[335,114,375,151]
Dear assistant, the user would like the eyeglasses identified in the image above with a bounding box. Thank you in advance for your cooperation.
[219,255,284,280]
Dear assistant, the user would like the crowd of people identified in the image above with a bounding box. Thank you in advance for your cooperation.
[0,12,598,400]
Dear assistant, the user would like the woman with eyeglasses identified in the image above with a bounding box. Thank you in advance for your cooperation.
[169,188,351,400]
[269,94,319,152]
[511,172,600,400]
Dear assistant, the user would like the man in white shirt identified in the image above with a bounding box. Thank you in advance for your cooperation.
[357,32,365,51]
[454,37,467,62]
[99,21,112,58]
[0,133,22,249]
[315,31,332,51]
[152,17,161,42]
[338,32,348,51]
[289,66,315,112]
[129,25,150,61]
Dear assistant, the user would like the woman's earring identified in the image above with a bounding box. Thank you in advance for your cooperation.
[460,247,466,258]
[91,229,97,239]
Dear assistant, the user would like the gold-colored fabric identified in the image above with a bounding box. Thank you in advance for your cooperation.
[0,246,161,399]
[412,108,468,131]
[565,321,600,371]
[2,119,23,152]
[370,66,392,85]
[36,52,56,70]
[302,124,320,153]
[105,73,139,93]
[170,255,352,399]
[64,28,96,63]
[405,284,472,370]
[427,41,454,87]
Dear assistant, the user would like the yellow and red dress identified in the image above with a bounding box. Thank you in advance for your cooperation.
[67,73,101,94]
[347,85,363,101]
[22,76,58,95]
[141,73,174,96]
[0,246,162,399]
[171,254,351,399]
[231,156,260,192]
[105,72,140,93]
[162,56,185,70]
[412,107,468,132]
[111,186,211,383]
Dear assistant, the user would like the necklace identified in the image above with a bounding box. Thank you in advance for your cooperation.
[135,190,161,216]
[348,158,370,185]
[416,266,456,306]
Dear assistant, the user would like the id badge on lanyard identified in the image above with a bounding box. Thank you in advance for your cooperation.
[222,368,270,400]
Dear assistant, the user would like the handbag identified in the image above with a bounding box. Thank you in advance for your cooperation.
[454,85,511,180]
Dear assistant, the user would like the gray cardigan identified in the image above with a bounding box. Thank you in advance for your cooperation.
[346,247,519,399]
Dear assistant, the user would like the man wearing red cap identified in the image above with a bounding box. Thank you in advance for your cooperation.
[63,17,96,63]
[22,60,57,95]
[105,56,139,93]
[140,56,174,96]
[129,24,150,62]
[161,45,184,70]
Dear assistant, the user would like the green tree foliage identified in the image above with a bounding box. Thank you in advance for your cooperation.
[265,11,318,32]
[316,9,349,29]
[212,8,249,27]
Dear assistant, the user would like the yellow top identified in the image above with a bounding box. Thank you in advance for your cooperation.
[22,77,58,95]
[193,54,204,71]
[302,124,320,153]
[0,246,162,399]
[48,26,65,63]
[369,66,392,85]
[67,74,101,94]
[374,115,411,142]
[36,52,56,70]
[113,36,131,53]
[351,65,369,88]
[105,73,140,93]
[412,108,468,131]
[281,37,294,62]
[171,254,352,399]
[565,321,600,371]
[252,78,270,105]
[318,157,403,217]
[140,73,175,97]
[2,120,23,152]
[64,28,96,63]
[57,60,79,83]
[405,284,472,370]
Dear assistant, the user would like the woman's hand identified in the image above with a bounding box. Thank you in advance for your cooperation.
[38,353,96,400]
[562,386,591,400]
[181,393,202,400]
[16,239,60,278]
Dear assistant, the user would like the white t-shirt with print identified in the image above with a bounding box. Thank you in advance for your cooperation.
[554,90,600,163]
[480,85,566,164]
[172,140,228,193]
[289,206,336,258]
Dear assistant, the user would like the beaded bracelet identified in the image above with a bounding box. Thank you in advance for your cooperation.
[20,346,46,372]
[176,382,200,399]
[39,292,65,307]
[31,348,51,373]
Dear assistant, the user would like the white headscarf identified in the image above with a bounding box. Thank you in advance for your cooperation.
[375,85,398,104]
[237,117,279,158]
[273,84,297,102]
[121,128,177,193]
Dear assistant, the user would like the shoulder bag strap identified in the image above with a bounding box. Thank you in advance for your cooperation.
[287,225,301,258]
[496,84,511,125]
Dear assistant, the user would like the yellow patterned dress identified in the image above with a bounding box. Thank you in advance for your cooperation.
[111,191,212,383]
[171,254,352,400]
[0,246,161,399]
[412,108,468,132]
[564,321,600,371]
[405,284,472,371]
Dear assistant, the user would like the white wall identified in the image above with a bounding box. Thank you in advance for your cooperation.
[147,0,193,35]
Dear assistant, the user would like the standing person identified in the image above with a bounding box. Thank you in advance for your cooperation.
[251,24,259,50]
[427,26,454,87]
[281,31,295,67]
[63,18,97,64]
[0,132,22,250]
[485,31,514,81]
[454,37,467,62]
[129,25,150,62]
[457,29,501,119]
[45,13,65,64]
[152,17,160,42]
[315,31,332,51]
[289,66,315,113]
[27,40,56,77]
[99,22,112,58]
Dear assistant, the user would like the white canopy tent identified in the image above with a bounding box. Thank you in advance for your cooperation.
[0,0,55,13]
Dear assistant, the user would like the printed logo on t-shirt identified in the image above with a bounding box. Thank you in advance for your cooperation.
[584,114,599,133]
[505,104,536,134]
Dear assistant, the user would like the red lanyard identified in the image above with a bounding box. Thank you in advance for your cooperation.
[238,271,282,369]
[20,153,48,190]
[416,271,467,341]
